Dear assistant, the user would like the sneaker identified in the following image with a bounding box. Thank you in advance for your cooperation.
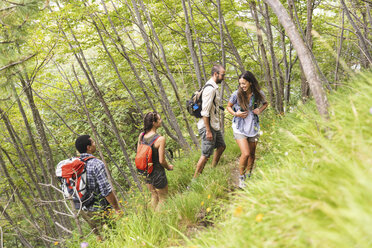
[238,176,246,189]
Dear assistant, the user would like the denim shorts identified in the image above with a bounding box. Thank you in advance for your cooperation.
[233,132,260,142]
[199,127,226,158]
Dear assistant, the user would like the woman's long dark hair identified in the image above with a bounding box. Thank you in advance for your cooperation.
[143,112,159,133]
[237,71,263,111]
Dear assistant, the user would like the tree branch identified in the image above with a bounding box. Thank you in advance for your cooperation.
[0,53,37,72]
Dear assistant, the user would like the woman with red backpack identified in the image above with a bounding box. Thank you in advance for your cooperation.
[136,112,174,210]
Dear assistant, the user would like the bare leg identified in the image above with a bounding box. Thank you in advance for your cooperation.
[146,184,159,209]
[247,141,257,175]
[155,185,168,211]
[194,155,209,178]
[236,139,250,176]
[211,145,226,167]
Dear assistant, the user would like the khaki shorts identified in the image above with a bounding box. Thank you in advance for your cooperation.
[233,132,260,142]
[199,127,226,158]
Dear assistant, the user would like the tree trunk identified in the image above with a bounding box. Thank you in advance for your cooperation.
[217,0,226,135]
[88,11,144,118]
[263,0,329,118]
[335,9,345,85]
[130,0,193,150]
[181,0,203,88]
[137,0,198,149]
[340,0,372,65]
[261,2,283,113]
[0,205,33,248]
[249,1,275,109]
[18,74,56,185]
[0,151,50,247]
[188,0,207,82]
[52,7,143,189]
[99,0,181,144]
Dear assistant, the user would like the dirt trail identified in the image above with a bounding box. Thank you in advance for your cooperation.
[229,158,240,189]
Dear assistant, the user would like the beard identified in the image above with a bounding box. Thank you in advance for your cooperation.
[216,78,223,84]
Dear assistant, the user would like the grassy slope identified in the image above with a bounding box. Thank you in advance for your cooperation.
[68,72,371,248]
[186,72,372,248]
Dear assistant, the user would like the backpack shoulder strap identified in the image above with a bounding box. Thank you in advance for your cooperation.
[149,134,160,146]
[202,84,216,104]
[80,156,95,162]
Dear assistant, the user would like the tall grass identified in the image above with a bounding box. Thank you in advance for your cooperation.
[186,72,372,248]
[67,72,371,247]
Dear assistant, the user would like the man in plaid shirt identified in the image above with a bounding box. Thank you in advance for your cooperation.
[75,135,121,240]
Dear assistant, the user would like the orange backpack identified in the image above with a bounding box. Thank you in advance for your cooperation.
[135,134,160,175]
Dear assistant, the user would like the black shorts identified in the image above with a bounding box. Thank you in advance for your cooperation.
[139,164,168,189]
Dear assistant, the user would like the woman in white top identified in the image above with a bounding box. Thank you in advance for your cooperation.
[226,71,268,188]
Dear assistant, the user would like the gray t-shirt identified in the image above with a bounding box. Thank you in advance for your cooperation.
[229,90,266,137]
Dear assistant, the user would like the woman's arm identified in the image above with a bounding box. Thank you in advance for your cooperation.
[227,101,248,118]
[253,102,269,115]
[155,136,174,170]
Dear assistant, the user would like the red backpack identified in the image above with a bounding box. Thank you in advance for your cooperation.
[55,156,96,208]
[135,134,160,175]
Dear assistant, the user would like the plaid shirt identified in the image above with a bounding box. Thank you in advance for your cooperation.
[79,153,112,211]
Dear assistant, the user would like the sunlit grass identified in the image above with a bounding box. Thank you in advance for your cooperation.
[187,72,372,248]
[67,72,371,247]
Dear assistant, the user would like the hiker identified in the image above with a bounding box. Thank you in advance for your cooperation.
[193,64,226,178]
[74,135,121,240]
[226,71,268,188]
[137,112,174,210]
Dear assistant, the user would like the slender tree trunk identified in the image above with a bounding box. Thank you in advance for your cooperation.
[88,11,144,118]
[0,146,37,200]
[55,61,132,195]
[222,18,245,72]
[263,0,329,118]
[217,0,226,135]
[335,9,345,85]
[18,74,56,185]
[280,27,291,105]
[99,1,181,145]
[137,0,198,149]
[0,205,33,248]
[52,7,143,190]
[181,0,203,88]
[340,0,372,65]
[366,2,372,30]
[261,2,283,113]
[75,74,121,198]
[188,0,207,82]
[11,83,46,178]
[0,151,50,247]
[0,109,61,237]
[250,1,275,109]
[129,0,193,150]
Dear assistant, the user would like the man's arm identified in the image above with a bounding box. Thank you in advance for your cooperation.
[93,160,121,213]
[200,86,215,141]
[202,116,212,140]
[105,191,121,212]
